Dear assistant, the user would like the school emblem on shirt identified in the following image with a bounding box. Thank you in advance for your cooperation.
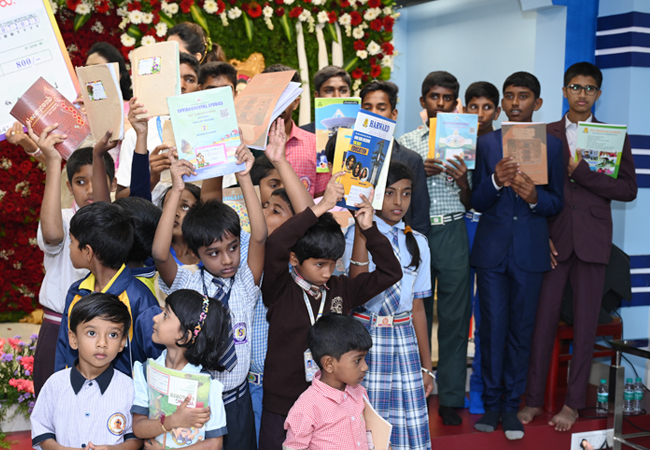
[233,322,248,344]
[330,296,343,314]
[299,176,312,192]
[107,413,126,436]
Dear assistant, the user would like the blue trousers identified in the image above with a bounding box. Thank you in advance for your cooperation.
[464,216,482,394]
[476,243,543,412]
[249,381,263,446]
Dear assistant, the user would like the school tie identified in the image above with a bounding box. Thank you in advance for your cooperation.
[212,278,238,372]
[379,227,401,316]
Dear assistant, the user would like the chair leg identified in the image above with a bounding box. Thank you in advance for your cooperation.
[545,333,561,413]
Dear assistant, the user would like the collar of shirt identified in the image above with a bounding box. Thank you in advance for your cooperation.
[374,215,405,234]
[565,114,592,154]
[311,370,364,404]
[78,264,131,295]
[565,113,592,130]
[414,125,430,142]
[155,349,205,374]
[287,120,312,144]
[70,362,115,395]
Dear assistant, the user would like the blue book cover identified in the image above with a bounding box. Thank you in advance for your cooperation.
[314,97,361,172]
[434,112,478,170]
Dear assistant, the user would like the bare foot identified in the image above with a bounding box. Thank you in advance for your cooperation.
[549,404,578,431]
[518,406,542,424]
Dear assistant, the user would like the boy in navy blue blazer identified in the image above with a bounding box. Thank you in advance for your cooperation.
[471,72,564,440]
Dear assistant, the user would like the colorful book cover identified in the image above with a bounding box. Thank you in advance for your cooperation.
[167,86,244,182]
[314,97,361,173]
[10,76,90,160]
[434,112,478,169]
[576,122,627,179]
[146,359,211,449]
[222,185,261,233]
[334,110,396,211]
[501,122,548,185]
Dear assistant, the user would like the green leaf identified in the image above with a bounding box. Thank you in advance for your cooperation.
[127,24,143,38]
[344,56,359,72]
[73,13,91,31]
[327,23,338,43]
[190,4,210,34]
[158,11,175,28]
[380,66,391,80]
[243,13,253,41]
[281,15,292,42]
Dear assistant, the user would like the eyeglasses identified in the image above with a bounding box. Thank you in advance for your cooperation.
[566,84,599,96]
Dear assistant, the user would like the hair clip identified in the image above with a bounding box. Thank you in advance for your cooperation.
[404,225,413,234]
[191,295,210,344]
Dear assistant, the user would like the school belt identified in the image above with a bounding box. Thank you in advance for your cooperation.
[222,379,248,405]
[43,308,63,325]
[430,212,465,226]
[465,211,482,222]
[352,311,412,327]
[247,371,263,386]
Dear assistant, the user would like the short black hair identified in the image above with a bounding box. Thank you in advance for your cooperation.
[114,197,162,263]
[503,71,541,99]
[360,80,398,111]
[199,61,238,88]
[69,202,134,269]
[464,81,500,108]
[291,212,345,264]
[69,292,131,337]
[87,42,133,101]
[422,71,459,100]
[269,188,295,215]
[262,64,301,83]
[313,66,351,93]
[166,289,231,371]
[159,183,201,209]
[169,22,207,61]
[250,154,277,186]
[180,52,200,79]
[308,313,372,370]
[182,200,241,256]
[564,62,603,89]
[66,147,115,185]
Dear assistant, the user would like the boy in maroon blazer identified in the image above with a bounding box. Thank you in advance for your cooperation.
[519,62,637,432]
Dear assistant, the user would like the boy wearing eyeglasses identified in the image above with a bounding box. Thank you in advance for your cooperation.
[519,62,637,432]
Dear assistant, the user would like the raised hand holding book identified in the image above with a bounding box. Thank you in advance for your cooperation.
[75,63,124,141]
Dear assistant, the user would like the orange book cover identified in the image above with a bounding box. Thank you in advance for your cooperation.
[501,122,548,185]
[10,77,90,160]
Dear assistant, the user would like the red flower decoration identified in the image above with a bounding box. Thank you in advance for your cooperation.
[328,10,337,23]
[275,0,283,4]
[370,65,381,78]
[276,6,285,15]
[353,40,365,51]
[247,1,262,17]
[369,56,377,66]
[362,74,369,82]
[383,16,394,32]
[95,0,110,13]
[349,10,362,26]
[150,0,160,5]
[66,0,81,10]
[339,0,349,7]
[351,68,364,79]
[381,41,394,55]
[180,0,194,13]
[368,0,381,7]
[229,0,236,5]
[370,18,383,31]
[288,6,303,17]
[216,0,225,13]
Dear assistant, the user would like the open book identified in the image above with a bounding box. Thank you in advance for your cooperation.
[364,396,392,450]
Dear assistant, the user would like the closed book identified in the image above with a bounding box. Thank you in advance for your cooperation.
[10,77,90,160]
[363,396,392,450]
[314,97,361,172]
[75,63,124,141]
[576,122,627,179]
[501,122,548,185]
[434,112,478,169]
[130,41,181,118]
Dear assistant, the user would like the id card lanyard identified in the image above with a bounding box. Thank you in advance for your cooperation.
[303,291,326,326]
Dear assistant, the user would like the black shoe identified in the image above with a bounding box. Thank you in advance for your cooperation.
[474,410,501,433]
[438,405,462,426]
[502,411,524,440]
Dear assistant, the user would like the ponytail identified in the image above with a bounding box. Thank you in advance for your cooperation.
[403,224,421,271]
[386,162,420,271]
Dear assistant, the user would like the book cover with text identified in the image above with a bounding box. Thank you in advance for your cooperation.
[576,122,627,179]
[501,122,548,185]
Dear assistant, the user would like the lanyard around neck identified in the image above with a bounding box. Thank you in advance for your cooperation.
[302,290,326,326]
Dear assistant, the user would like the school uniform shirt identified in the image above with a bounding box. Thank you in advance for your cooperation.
[158,231,258,392]
[132,350,227,439]
[283,371,368,450]
[250,293,268,376]
[342,216,432,312]
[285,122,329,197]
[55,264,160,377]
[36,208,88,313]
[31,365,136,450]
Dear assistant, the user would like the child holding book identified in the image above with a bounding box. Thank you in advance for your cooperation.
[131,289,230,449]
[343,162,433,450]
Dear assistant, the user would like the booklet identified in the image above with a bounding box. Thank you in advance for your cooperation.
[576,122,627,179]
[10,77,90,160]
[433,112,478,169]
[314,97,361,173]
[332,110,396,211]
[222,185,261,233]
[235,71,302,150]
[363,396,392,450]
[167,87,244,182]
[75,63,124,141]
[501,122,548,185]
[131,41,181,118]
[146,359,211,448]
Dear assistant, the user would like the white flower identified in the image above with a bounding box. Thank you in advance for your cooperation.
[344,24,351,37]
[75,3,91,14]
[121,33,136,47]
[117,6,128,16]
[155,22,168,37]
[317,11,328,23]
[49,0,58,14]
[312,0,325,5]
[142,12,154,23]
[352,26,364,39]
[164,2,179,14]
[203,0,217,13]
[263,5,274,18]
[128,10,143,24]
[338,13,351,26]
[308,15,315,32]
[363,7,380,20]
[284,0,294,5]
[227,6,242,18]
[141,35,156,46]
[264,17,274,30]
[298,9,311,22]
[119,17,128,29]
[220,12,229,26]
[91,20,104,33]
[356,50,368,59]
[367,40,380,56]
[352,79,362,91]
[381,55,393,68]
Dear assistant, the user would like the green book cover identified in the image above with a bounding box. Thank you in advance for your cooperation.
[576,122,627,179]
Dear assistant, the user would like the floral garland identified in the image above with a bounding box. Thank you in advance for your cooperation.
[0,335,37,426]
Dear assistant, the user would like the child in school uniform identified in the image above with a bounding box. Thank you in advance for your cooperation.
[343,162,433,450]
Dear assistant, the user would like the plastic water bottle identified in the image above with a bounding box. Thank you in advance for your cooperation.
[597,379,609,414]
[634,377,644,413]
[624,378,635,414]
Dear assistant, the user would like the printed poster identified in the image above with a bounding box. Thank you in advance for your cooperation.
[576,122,627,179]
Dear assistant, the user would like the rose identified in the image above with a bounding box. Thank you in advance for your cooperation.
[353,40,365,51]
[247,1,262,17]
[370,18,382,31]
[381,41,394,55]
[368,0,380,7]
[351,68,364,79]
[349,10,362,26]
[288,6,303,17]
[383,15,394,32]
[370,65,381,78]
[180,0,194,13]
[327,11,337,23]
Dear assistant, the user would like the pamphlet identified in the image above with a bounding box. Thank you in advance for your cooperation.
[222,185,261,233]
[314,97,361,172]
[75,63,124,141]
[235,71,302,150]
[146,359,211,448]
[130,41,181,118]
[576,122,627,179]
[433,113,478,169]
[363,396,392,450]
[10,77,90,160]
[501,122,548,185]
[167,87,244,182]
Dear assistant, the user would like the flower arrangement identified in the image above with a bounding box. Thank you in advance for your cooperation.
[0,334,37,426]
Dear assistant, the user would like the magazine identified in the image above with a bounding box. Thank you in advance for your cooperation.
[314,97,361,172]
[501,122,548,185]
[576,122,627,179]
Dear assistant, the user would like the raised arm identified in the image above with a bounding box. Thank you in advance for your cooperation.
[92,130,119,203]
[6,121,44,163]
[347,191,373,278]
